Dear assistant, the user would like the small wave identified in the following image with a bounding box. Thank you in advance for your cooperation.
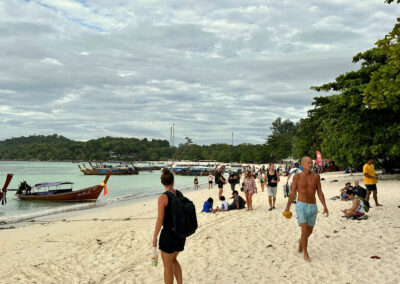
[0,182,209,226]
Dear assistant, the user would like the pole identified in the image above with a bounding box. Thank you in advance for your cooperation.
[232,132,233,146]
[172,124,175,147]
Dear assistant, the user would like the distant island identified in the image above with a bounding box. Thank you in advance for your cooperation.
[0,118,297,163]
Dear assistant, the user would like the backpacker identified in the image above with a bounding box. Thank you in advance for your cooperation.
[357,196,370,213]
[165,190,198,238]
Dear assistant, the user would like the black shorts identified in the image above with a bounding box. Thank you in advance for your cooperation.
[159,228,186,254]
[218,183,223,189]
[209,181,212,184]
[366,184,377,191]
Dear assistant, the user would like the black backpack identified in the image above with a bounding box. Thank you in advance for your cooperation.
[165,190,198,238]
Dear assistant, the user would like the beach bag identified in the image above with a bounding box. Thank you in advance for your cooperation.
[165,190,198,238]
[357,196,370,213]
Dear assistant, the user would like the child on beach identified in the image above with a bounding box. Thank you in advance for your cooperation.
[208,173,213,189]
[219,196,229,211]
[284,157,329,262]
[202,197,218,213]
[153,169,185,284]
[194,175,199,190]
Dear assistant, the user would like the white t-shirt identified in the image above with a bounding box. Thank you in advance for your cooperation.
[208,175,213,181]
[221,200,229,211]
[288,168,301,184]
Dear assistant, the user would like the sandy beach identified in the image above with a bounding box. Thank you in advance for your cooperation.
[1,171,400,284]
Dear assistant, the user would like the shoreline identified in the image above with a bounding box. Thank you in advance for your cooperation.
[1,172,399,283]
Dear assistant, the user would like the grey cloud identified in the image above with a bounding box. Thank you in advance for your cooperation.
[0,0,399,145]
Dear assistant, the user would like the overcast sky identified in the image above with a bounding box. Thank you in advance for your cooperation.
[0,0,399,145]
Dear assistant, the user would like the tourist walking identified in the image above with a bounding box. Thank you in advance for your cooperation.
[267,163,280,211]
[259,170,266,192]
[243,170,257,210]
[286,162,301,201]
[194,175,199,190]
[363,157,382,206]
[208,173,213,189]
[228,170,239,192]
[153,169,185,284]
[284,157,329,262]
[215,165,226,198]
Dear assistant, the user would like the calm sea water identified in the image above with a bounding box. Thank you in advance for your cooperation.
[0,161,208,224]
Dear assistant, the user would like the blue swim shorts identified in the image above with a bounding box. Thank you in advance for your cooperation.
[295,201,318,227]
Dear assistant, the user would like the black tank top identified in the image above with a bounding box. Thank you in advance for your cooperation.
[162,191,174,229]
[267,170,277,187]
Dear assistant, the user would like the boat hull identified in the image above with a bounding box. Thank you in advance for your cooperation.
[17,185,103,202]
[81,169,138,175]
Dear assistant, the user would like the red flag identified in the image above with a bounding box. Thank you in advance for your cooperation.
[100,182,108,196]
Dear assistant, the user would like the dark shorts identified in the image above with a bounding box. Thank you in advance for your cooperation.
[159,228,186,254]
[366,184,377,191]
[209,181,212,184]
[218,183,224,189]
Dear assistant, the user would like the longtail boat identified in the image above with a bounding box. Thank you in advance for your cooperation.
[16,171,111,202]
[78,163,138,175]
[0,174,13,205]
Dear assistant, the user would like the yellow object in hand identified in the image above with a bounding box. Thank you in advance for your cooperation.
[283,211,292,219]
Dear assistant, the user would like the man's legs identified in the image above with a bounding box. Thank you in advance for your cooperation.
[366,189,371,203]
[372,190,382,206]
[218,186,223,198]
[299,223,313,262]
[230,183,235,192]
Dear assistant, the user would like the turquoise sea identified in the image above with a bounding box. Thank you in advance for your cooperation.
[0,161,208,224]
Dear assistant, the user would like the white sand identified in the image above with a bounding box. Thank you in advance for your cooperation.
[1,171,400,283]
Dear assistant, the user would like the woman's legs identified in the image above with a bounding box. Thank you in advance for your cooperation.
[261,183,264,192]
[249,193,254,210]
[245,192,250,210]
[161,251,182,284]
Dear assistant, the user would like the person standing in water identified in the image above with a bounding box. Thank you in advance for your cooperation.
[267,163,280,211]
[153,169,185,284]
[284,157,329,262]
[194,175,199,190]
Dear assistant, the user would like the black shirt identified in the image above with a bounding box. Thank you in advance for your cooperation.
[267,170,278,187]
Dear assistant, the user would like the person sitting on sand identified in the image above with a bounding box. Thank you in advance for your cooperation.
[219,196,229,211]
[353,181,366,199]
[202,197,218,213]
[284,156,329,262]
[343,190,366,219]
[230,190,245,210]
[340,182,352,201]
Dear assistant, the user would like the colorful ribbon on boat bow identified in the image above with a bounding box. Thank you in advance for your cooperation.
[100,182,108,196]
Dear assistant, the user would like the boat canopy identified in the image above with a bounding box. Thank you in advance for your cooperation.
[33,182,74,188]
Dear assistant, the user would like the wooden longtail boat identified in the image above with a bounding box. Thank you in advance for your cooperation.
[78,163,138,175]
[16,171,111,202]
[0,174,13,205]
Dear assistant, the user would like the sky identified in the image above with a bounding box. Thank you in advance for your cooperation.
[0,0,399,146]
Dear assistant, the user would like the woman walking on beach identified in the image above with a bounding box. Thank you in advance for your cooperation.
[259,170,266,192]
[267,163,280,211]
[243,170,257,210]
[153,169,185,284]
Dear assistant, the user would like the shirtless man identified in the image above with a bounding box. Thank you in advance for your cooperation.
[284,156,329,262]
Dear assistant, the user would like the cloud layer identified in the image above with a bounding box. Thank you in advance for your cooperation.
[0,0,399,145]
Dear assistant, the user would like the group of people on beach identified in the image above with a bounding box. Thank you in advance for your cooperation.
[153,156,383,283]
